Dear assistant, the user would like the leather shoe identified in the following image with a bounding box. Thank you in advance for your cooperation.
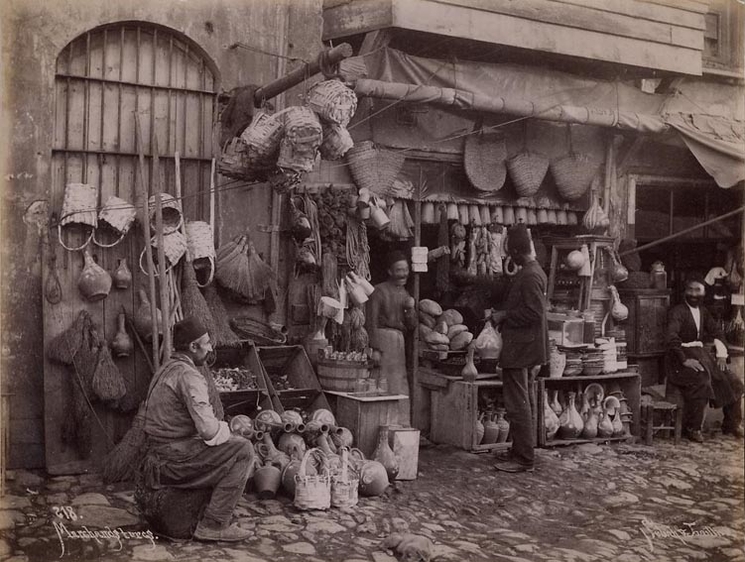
[493,461,534,473]
[685,430,704,443]
[493,450,514,462]
[193,522,252,542]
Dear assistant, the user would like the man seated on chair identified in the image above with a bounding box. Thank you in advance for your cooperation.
[141,316,255,542]
[666,277,744,442]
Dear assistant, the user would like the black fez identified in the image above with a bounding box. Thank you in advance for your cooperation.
[173,316,208,348]
[386,250,408,269]
[507,223,532,256]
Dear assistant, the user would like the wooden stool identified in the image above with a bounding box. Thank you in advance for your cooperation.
[643,401,683,445]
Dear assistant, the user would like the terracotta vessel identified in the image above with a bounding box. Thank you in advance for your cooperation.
[461,345,478,381]
[544,390,560,441]
[558,391,584,439]
[582,406,600,439]
[78,249,112,302]
[330,427,354,449]
[373,427,399,482]
[259,432,290,470]
[350,448,389,497]
[482,412,499,445]
[112,258,132,290]
[475,413,485,445]
[597,409,614,438]
[254,461,282,499]
[134,289,162,342]
[495,409,510,443]
[278,432,306,457]
[550,390,563,417]
[110,312,133,358]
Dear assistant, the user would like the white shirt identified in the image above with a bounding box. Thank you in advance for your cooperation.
[686,303,727,359]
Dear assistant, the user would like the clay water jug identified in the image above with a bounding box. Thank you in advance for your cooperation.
[582,406,600,439]
[112,258,132,290]
[134,289,162,342]
[254,460,282,499]
[579,392,590,422]
[260,432,290,470]
[461,345,478,381]
[281,446,313,497]
[495,409,510,443]
[597,409,614,438]
[353,450,389,497]
[278,432,307,458]
[558,392,584,439]
[316,433,341,472]
[550,390,563,417]
[549,345,566,379]
[110,311,133,358]
[611,411,624,437]
[78,249,112,302]
[475,413,485,445]
[543,390,560,441]
[280,410,305,433]
[482,412,499,445]
[330,427,354,450]
[373,427,399,482]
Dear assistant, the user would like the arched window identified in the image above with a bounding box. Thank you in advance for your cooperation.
[53,22,218,222]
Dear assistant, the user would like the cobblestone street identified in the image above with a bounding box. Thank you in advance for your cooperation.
[1,434,743,562]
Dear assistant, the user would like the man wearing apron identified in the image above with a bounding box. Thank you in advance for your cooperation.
[666,278,744,442]
[367,251,418,426]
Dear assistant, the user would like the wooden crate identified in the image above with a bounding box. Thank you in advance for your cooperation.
[213,343,271,417]
[537,372,641,448]
[246,344,330,414]
[429,376,536,453]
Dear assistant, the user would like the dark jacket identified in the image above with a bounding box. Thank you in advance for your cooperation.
[666,303,723,362]
[499,260,549,369]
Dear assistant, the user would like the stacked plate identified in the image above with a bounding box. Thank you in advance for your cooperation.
[563,349,584,376]
[582,347,605,376]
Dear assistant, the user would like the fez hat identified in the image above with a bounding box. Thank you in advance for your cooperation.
[173,316,208,348]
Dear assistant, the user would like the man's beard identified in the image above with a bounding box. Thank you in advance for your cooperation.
[685,296,702,308]
[193,355,206,366]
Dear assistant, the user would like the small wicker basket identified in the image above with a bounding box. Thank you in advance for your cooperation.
[241,109,289,162]
[320,123,354,161]
[185,221,215,287]
[294,448,331,511]
[550,153,597,201]
[306,79,358,127]
[507,151,549,197]
[217,137,249,180]
[346,141,405,195]
[148,193,183,235]
[330,448,359,508]
[139,232,187,275]
[58,183,98,250]
[93,195,137,247]
[464,128,507,193]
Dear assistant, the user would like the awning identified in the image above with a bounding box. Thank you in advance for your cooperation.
[345,48,745,188]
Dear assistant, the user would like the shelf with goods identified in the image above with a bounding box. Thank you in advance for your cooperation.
[212,344,271,418]
[537,372,641,448]
[246,344,331,414]
[418,366,537,453]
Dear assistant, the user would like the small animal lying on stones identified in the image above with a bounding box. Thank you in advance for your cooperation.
[383,533,433,562]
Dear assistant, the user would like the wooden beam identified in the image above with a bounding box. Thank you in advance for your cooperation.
[323,0,394,40]
[425,0,703,50]
[554,0,707,29]
[392,0,703,75]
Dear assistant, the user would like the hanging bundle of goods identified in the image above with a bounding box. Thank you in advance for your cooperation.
[550,125,599,202]
[382,198,414,241]
[464,121,507,193]
[215,234,278,311]
[314,188,353,264]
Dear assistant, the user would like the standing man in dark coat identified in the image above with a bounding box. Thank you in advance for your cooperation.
[491,224,549,472]
[666,278,744,442]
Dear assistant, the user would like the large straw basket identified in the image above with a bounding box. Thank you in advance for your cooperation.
[277,107,323,173]
[218,137,249,179]
[550,153,597,201]
[307,80,358,127]
[241,109,288,163]
[93,195,137,247]
[320,123,353,161]
[507,151,549,197]
[464,131,507,192]
[139,232,187,275]
[278,138,320,173]
[330,448,359,508]
[294,448,331,511]
[148,193,183,235]
[58,183,98,250]
[346,141,405,195]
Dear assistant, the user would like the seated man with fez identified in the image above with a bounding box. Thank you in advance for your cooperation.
[666,277,744,442]
[141,316,255,542]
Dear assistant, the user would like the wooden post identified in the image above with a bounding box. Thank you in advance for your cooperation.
[134,115,160,370]
[253,43,353,106]
[411,169,424,430]
[152,134,172,361]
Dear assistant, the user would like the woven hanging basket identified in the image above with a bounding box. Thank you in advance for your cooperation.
[277,138,320,174]
[346,141,405,195]
[139,232,187,275]
[507,151,549,197]
[464,130,507,192]
[58,183,98,251]
[550,153,597,201]
[320,123,354,161]
[148,193,183,235]
[307,79,358,127]
[93,195,137,248]
[185,221,215,260]
[241,108,289,162]
[294,448,331,511]
[218,137,249,180]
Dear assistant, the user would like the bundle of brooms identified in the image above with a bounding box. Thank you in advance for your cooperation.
[215,234,276,305]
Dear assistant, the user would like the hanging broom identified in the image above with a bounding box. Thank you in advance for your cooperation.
[47,310,91,365]
[203,285,241,348]
[91,343,127,403]
[181,259,216,333]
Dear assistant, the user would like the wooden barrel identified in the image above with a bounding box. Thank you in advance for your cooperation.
[316,359,370,392]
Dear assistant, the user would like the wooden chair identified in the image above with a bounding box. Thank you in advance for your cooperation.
[642,357,684,446]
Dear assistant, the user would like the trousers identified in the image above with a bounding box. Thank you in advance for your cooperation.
[143,435,255,526]
[502,368,535,466]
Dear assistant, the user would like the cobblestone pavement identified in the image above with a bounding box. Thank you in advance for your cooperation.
[1,434,743,562]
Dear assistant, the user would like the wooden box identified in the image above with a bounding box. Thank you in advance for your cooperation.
[246,345,330,414]
[327,391,408,458]
[429,376,536,453]
[213,343,271,417]
[537,372,641,448]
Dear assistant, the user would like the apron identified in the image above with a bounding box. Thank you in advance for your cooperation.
[374,327,410,426]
